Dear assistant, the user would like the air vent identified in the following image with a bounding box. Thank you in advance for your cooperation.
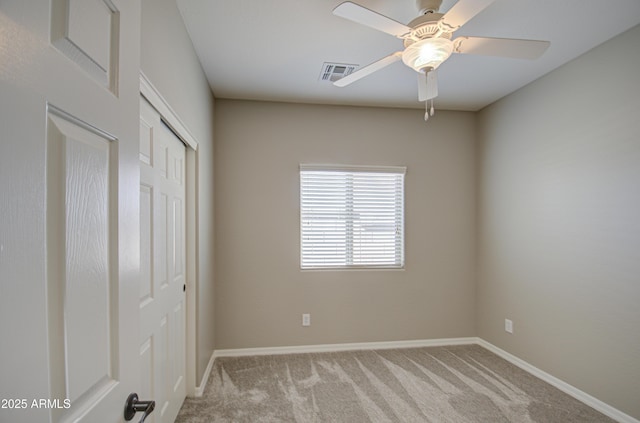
[319,62,359,83]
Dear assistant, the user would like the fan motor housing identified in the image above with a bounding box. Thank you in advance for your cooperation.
[404,13,452,48]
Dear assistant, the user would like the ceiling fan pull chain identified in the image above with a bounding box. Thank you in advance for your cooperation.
[423,88,435,121]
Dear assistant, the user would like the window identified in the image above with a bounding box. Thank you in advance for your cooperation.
[300,164,405,269]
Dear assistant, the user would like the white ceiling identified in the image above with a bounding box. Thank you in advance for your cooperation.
[176,0,640,111]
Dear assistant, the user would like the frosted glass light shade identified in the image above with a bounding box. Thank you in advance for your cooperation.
[402,38,453,71]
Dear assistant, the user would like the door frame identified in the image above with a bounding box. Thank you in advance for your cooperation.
[139,72,199,397]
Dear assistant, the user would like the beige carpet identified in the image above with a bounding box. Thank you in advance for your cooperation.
[176,344,614,422]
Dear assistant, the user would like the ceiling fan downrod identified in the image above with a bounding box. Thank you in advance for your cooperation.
[416,0,443,15]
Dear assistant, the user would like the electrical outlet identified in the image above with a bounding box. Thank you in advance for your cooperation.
[505,319,513,334]
[302,313,311,327]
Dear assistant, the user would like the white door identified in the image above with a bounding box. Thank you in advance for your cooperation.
[0,1,142,422]
[139,97,187,423]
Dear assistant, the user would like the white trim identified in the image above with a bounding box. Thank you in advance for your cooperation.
[139,71,198,151]
[213,337,477,358]
[184,147,198,397]
[193,350,216,397]
[477,339,639,423]
[299,163,407,174]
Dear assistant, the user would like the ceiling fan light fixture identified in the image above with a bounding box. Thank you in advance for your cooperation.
[402,37,453,72]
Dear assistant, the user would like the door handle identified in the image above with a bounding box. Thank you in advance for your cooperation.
[124,393,155,422]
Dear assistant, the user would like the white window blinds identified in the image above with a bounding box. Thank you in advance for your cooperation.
[300,165,405,269]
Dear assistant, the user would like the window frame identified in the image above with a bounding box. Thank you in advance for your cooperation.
[299,164,406,270]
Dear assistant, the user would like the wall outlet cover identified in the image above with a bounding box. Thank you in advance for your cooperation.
[505,319,513,334]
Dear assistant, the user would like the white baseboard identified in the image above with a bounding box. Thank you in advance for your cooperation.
[477,339,639,423]
[192,351,216,397]
[213,337,477,358]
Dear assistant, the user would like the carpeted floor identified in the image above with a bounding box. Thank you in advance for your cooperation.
[175,344,614,422]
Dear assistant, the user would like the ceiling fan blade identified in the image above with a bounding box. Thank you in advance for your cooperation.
[439,0,496,32]
[333,52,402,87]
[454,37,550,59]
[333,2,412,38]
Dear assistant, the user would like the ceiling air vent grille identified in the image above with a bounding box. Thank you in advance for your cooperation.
[319,62,359,83]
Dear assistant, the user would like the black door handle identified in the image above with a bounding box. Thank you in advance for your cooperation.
[124,393,155,422]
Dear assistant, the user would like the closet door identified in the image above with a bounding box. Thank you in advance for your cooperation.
[139,97,187,423]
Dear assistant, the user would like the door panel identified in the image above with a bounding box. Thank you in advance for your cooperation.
[51,0,119,91]
[0,0,140,422]
[47,109,116,414]
[140,184,154,304]
[139,96,187,423]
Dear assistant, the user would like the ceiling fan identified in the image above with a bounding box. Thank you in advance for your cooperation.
[332,0,550,120]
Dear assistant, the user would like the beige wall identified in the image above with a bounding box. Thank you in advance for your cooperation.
[477,25,640,419]
[214,100,477,349]
[140,0,216,382]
